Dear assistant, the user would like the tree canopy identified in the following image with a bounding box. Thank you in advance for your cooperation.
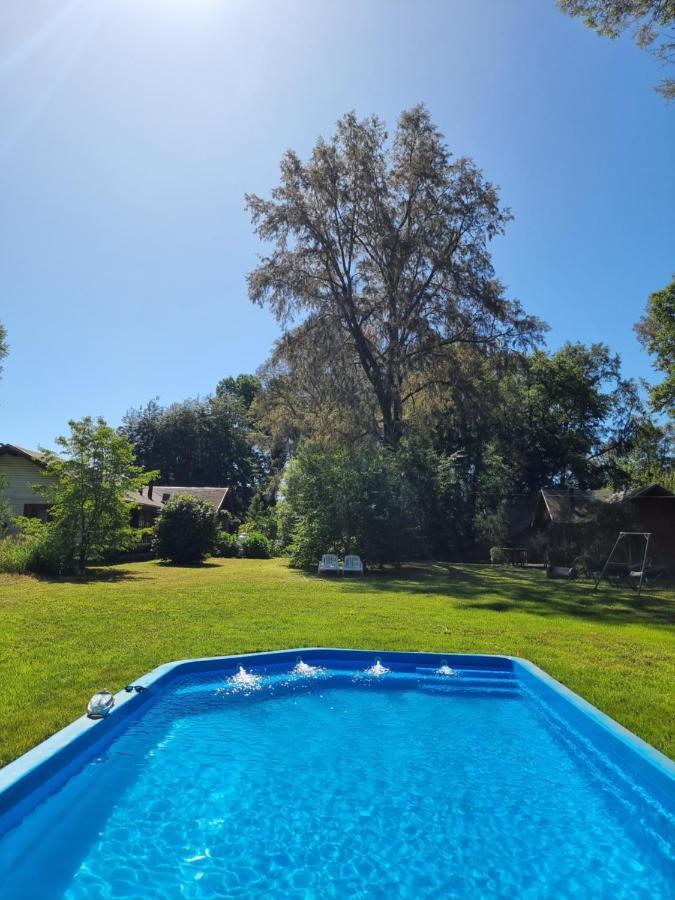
[247,106,543,445]
[635,276,675,415]
[120,376,263,510]
[558,0,675,100]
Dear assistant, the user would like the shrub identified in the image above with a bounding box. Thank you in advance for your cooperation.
[0,520,63,575]
[214,531,240,558]
[240,531,271,559]
[489,547,506,564]
[281,440,420,569]
[152,495,218,563]
[0,537,32,574]
[23,533,64,575]
[134,526,155,545]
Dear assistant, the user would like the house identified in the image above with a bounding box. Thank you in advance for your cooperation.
[531,488,612,532]
[0,444,52,523]
[616,484,675,560]
[0,443,231,529]
[530,485,675,562]
[130,485,233,527]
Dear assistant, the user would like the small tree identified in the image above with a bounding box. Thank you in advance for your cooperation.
[39,417,155,572]
[152,495,218,563]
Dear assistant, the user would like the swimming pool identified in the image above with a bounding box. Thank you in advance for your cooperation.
[0,649,673,898]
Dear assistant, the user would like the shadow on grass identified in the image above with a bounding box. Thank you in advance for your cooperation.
[334,563,675,627]
[33,558,222,583]
[33,567,143,585]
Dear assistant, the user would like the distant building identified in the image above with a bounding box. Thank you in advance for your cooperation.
[130,485,232,528]
[530,485,675,561]
[0,444,52,523]
[0,443,231,529]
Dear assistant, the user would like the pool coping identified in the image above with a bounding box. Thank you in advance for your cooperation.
[1,648,673,833]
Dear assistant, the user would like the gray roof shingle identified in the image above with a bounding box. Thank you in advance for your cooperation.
[152,486,230,512]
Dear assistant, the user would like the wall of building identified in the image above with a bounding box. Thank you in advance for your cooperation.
[0,456,53,518]
[631,497,675,561]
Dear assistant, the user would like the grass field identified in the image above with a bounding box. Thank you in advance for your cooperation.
[0,558,673,766]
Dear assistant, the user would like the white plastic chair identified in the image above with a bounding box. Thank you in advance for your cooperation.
[343,554,364,575]
[318,553,339,574]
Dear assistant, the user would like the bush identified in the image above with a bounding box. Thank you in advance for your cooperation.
[240,531,271,559]
[489,547,506,564]
[281,440,420,569]
[152,495,218,563]
[214,531,240,558]
[0,536,32,574]
[0,521,64,576]
[133,526,155,546]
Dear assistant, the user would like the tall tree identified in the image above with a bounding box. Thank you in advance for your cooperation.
[558,0,675,100]
[39,417,154,572]
[493,343,644,489]
[635,276,675,416]
[215,374,261,411]
[247,106,543,445]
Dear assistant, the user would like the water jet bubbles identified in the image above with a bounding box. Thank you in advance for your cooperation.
[292,659,325,677]
[364,659,390,676]
[437,662,458,677]
[228,666,262,691]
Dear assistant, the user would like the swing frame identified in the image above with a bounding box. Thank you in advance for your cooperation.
[594,532,651,597]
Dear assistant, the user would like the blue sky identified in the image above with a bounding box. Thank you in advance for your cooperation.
[1,0,673,450]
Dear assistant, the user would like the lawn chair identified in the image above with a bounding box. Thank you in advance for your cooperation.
[343,554,364,575]
[318,553,339,575]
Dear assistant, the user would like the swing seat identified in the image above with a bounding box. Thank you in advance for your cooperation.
[629,565,665,585]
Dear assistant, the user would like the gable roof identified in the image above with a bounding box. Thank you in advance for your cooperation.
[536,488,612,525]
[0,444,47,465]
[622,483,675,501]
[534,483,674,526]
[126,489,164,510]
[153,486,230,513]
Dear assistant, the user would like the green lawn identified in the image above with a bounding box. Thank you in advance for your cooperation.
[1,558,673,766]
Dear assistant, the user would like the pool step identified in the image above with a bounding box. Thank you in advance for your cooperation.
[419,679,521,698]
[414,666,514,681]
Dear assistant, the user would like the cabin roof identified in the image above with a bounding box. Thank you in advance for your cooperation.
[535,483,674,526]
[537,488,612,525]
[152,486,230,512]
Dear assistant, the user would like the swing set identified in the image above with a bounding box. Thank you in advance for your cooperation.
[594,531,668,597]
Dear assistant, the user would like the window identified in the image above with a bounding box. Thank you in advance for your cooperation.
[23,503,49,522]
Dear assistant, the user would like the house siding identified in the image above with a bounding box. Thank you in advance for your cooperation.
[0,456,53,517]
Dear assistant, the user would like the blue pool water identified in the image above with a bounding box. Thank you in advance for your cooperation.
[0,662,673,898]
